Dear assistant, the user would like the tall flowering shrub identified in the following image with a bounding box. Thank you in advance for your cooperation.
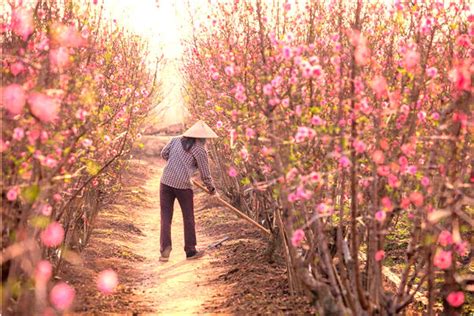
[1,0,159,313]
[183,0,472,314]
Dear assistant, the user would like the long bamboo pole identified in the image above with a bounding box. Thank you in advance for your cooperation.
[191,179,271,236]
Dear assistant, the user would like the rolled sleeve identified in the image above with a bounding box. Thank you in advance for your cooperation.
[192,146,214,191]
[161,138,174,161]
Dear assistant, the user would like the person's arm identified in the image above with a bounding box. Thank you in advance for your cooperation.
[193,146,216,193]
[161,138,174,161]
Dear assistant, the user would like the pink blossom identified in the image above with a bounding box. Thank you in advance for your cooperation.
[407,165,417,175]
[431,112,440,120]
[308,171,320,183]
[50,47,70,70]
[263,84,273,95]
[455,34,471,48]
[316,203,333,215]
[13,128,25,141]
[41,222,65,247]
[7,187,19,201]
[375,250,385,261]
[286,168,298,182]
[51,23,85,48]
[433,250,452,270]
[449,64,471,91]
[11,8,34,41]
[43,157,58,168]
[296,186,312,200]
[287,193,298,203]
[39,204,53,216]
[0,139,10,152]
[339,156,351,169]
[404,50,420,71]
[211,72,219,80]
[421,176,430,187]
[28,92,61,123]
[97,269,118,294]
[282,46,292,59]
[446,291,464,308]
[50,282,75,310]
[353,139,366,153]
[1,84,26,115]
[35,260,53,283]
[371,76,388,99]
[375,211,386,223]
[224,65,234,76]
[388,174,400,188]
[245,127,255,139]
[228,167,238,177]
[381,197,393,211]
[453,241,469,257]
[437,230,453,247]
[409,191,424,207]
[377,165,390,177]
[240,148,248,161]
[371,150,385,164]
[426,67,437,78]
[11,62,25,76]
[311,115,324,126]
[291,229,305,247]
[216,121,223,128]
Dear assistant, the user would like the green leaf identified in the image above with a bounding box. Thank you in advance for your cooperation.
[21,185,40,204]
[86,160,101,175]
[30,216,50,229]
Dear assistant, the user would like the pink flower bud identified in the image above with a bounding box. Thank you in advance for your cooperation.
[96,269,118,294]
[433,250,452,270]
[41,222,65,248]
[446,291,464,308]
[35,260,53,283]
[375,250,385,261]
[7,187,19,201]
[291,229,305,247]
[50,282,75,310]
[28,92,61,123]
[228,167,238,177]
[1,84,26,115]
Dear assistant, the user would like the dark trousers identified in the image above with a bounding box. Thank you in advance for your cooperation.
[160,183,196,255]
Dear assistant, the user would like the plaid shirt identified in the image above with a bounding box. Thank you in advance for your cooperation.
[160,137,215,191]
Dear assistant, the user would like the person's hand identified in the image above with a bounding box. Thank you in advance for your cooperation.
[209,187,217,195]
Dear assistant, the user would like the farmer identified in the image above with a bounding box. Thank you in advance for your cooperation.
[159,120,218,262]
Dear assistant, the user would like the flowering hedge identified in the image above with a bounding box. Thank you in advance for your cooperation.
[1,0,158,313]
[183,0,472,314]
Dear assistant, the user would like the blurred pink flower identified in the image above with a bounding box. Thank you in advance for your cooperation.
[224,65,234,76]
[245,127,255,139]
[421,176,430,187]
[339,156,351,169]
[35,260,53,283]
[13,127,25,141]
[404,50,420,71]
[291,229,305,247]
[446,291,464,308]
[433,250,452,270]
[216,121,223,128]
[50,47,70,70]
[51,23,85,48]
[375,250,385,261]
[10,62,25,76]
[7,187,19,201]
[41,222,65,247]
[371,76,388,99]
[371,150,385,165]
[311,115,324,126]
[97,269,118,294]
[375,211,386,223]
[228,167,238,177]
[28,92,61,123]
[309,171,320,183]
[449,64,471,92]
[282,46,292,59]
[426,67,437,78]
[409,191,424,207]
[2,84,26,115]
[50,282,75,310]
[353,139,366,153]
[453,241,469,257]
[437,230,453,247]
[11,8,34,41]
[0,139,10,152]
[211,72,219,80]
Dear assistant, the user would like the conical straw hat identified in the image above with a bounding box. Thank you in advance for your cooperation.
[182,120,218,138]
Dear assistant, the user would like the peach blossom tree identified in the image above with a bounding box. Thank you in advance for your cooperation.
[1,0,159,313]
[182,0,472,314]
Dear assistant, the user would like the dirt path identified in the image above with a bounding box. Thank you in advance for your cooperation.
[62,138,313,314]
[62,156,226,314]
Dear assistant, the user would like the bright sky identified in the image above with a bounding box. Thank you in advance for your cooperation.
[102,0,212,126]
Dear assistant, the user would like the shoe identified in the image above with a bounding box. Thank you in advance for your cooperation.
[186,250,205,260]
[160,247,171,262]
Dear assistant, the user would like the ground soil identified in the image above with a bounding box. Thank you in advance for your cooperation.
[60,139,315,315]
